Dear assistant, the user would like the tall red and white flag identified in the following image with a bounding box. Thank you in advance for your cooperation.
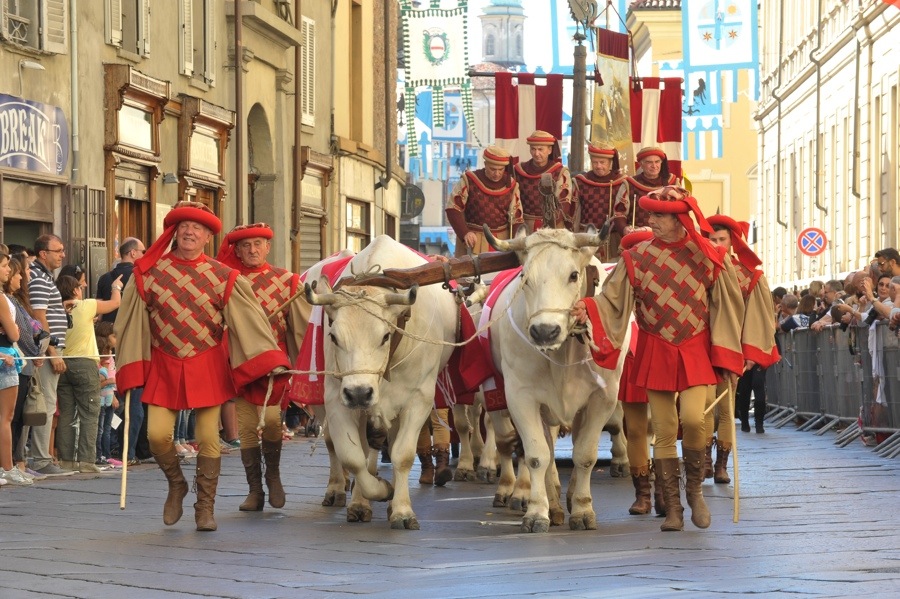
[630,77,683,178]
[494,72,564,163]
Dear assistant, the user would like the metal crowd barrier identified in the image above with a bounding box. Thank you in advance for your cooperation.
[765,321,900,458]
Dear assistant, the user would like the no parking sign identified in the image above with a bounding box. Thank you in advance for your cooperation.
[797,227,827,257]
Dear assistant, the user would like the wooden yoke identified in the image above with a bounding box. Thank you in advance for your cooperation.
[267,251,521,322]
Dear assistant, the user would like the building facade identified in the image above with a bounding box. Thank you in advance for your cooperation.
[756,0,900,285]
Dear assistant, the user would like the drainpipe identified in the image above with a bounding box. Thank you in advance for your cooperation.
[773,0,787,228]
[374,0,392,191]
[235,0,244,225]
[293,0,303,270]
[69,0,79,184]
[810,0,828,216]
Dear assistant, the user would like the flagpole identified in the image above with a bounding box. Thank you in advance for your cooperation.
[570,32,587,174]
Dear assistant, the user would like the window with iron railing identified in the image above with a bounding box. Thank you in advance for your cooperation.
[1,0,68,53]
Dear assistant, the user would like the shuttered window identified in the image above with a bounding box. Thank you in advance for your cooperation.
[300,16,316,126]
[106,0,150,56]
[179,0,216,86]
[0,0,68,53]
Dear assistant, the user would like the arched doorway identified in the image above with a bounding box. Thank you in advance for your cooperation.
[247,104,275,225]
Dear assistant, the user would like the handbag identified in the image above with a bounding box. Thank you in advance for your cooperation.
[22,375,48,427]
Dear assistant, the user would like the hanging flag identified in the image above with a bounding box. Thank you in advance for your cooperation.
[400,0,475,157]
[591,28,633,173]
[630,77,683,178]
[494,72,564,163]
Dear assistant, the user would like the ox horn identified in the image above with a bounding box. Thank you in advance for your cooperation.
[573,226,602,249]
[304,280,342,306]
[482,224,527,252]
[383,284,418,306]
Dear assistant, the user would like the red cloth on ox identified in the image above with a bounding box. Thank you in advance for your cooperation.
[434,304,494,409]
[288,254,355,406]
[617,322,648,404]
[477,267,523,412]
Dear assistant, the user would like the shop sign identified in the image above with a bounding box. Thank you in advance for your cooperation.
[0,93,69,176]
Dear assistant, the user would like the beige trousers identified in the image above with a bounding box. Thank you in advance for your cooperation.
[646,385,710,459]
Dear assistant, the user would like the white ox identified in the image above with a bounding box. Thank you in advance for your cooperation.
[484,226,630,532]
[306,236,457,529]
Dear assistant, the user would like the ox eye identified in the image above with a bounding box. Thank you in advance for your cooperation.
[381,332,391,346]
[569,271,579,283]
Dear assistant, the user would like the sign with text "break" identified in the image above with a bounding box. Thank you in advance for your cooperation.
[797,227,827,256]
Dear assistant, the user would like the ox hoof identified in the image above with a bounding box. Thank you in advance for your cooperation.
[569,513,597,531]
[346,505,373,523]
[521,516,550,533]
[389,515,420,530]
[453,468,477,482]
[549,506,566,527]
[375,478,395,502]
[478,467,497,484]
[510,497,528,512]
[322,491,347,507]
[493,493,510,508]
[609,461,629,478]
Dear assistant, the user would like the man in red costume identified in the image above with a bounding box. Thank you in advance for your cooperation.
[572,186,744,532]
[624,147,679,231]
[115,202,290,532]
[513,130,572,232]
[704,215,780,483]
[571,142,629,261]
[446,145,523,256]
[216,223,307,512]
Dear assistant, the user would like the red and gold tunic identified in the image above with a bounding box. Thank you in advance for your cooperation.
[115,254,290,409]
[586,236,745,392]
[624,173,679,228]
[572,171,628,261]
[447,170,523,256]
[730,255,780,368]
[514,160,572,231]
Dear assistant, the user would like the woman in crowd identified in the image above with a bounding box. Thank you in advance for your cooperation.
[0,251,26,485]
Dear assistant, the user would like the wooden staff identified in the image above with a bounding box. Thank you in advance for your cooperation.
[703,387,730,415]
[119,389,131,510]
[730,378,740,523]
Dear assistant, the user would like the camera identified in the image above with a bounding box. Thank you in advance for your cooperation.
[48,336,60,347]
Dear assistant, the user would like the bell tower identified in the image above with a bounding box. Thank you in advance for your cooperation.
[479,0,526,68]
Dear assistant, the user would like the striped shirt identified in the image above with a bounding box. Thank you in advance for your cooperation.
[28,261,67,350]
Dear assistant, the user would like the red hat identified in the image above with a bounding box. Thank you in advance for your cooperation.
[135,201,222,277]
[620,230,654,251]
[636,147,666,162]
[526,130,556,146]
[483,145,512,166]
[638,187,723,267]
[706,214,762,269]
[216,223,274,269]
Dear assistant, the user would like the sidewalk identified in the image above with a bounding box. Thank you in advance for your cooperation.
[1,421,899,598]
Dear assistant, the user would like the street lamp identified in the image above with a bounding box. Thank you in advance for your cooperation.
[18,59,45,97]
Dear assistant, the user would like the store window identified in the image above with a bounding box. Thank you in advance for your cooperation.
[346,199,370,253]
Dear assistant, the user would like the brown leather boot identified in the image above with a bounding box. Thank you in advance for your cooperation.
[194,456,221,532]
[418,444,434,484]
[714,441,732,484]
[153,446,189,526]
[239,447,265,512]
[433,445,452,487]
[628,463,652,515]
[652,461,666,517]
[703,439,714,479]
[654,457,683,531]
[683,448,711,529]
[262,439,285,508]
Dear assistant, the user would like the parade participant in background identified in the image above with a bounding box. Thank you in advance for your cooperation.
[513,131,572,232]
[446,146,524,256]
[705,215,779,483]
[570,142,629,261]
[216,223,307,512]
[572,186,744,532]
[624,147,679,232]
[115,202,290,531]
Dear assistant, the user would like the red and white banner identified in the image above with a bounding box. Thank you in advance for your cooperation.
[630,77,683,178]
[494,72,564,163]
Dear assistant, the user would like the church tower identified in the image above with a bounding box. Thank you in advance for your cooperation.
[479,0,526,68]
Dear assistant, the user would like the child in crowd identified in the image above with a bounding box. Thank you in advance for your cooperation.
[95,323,121,467]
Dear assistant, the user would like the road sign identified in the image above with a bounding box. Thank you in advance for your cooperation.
[797,227,827,257]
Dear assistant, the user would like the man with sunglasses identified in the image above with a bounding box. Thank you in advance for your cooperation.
[28,234,73,476]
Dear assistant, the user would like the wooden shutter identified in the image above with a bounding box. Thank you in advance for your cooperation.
[107,0,122,46]
[42,0,68,53]
[301,17,316,126]
[179,0,193,76]
[140,0,151,55]
[204,0,215,85]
